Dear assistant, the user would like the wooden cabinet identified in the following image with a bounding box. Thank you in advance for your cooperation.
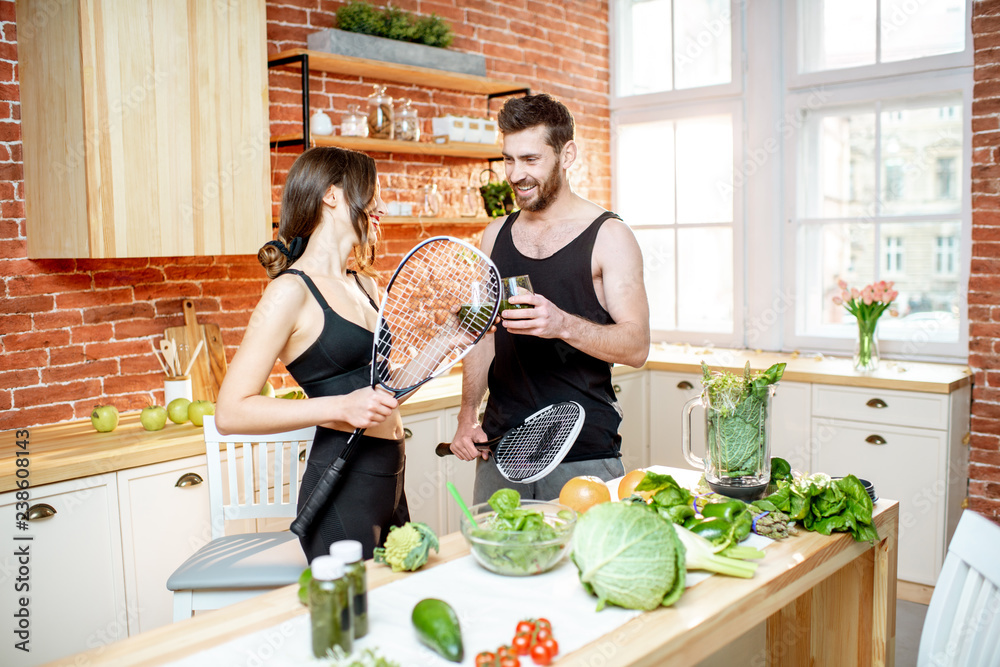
[0,474,126,666]
[811,383,970,585]
[614,371,650,470]
[17,0,270,258]
[117,457,212,635]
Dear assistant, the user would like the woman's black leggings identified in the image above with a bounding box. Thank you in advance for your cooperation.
[297,427,409,562]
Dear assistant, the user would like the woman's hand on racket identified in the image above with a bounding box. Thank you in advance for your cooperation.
[501,292,566,339]
[336,387,398,429]
[449,420,490,461]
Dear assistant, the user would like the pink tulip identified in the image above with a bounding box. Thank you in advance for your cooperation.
[886,281,895,290]
[888,290,898,301]
[841,290,851,302]
[851,288,860,299]
[837,279,848,289]
[873,288,885,302]
[833,296,843,305]
[877,280,888,291]
[863,292,873,305]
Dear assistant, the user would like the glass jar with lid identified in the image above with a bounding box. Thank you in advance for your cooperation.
[394,98,419,142]
[341,104,368,137]
[422,183,441,217]
[367,85,394,140]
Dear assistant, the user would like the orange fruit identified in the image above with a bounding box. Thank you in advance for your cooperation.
[558,475,612,514]
[617,469,651,501]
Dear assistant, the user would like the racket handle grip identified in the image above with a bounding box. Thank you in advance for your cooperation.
[290,455,348,537]
[435,442,453,457]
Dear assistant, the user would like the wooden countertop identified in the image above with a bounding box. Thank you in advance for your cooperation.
[1,346,970,493]
[49,499,899,666]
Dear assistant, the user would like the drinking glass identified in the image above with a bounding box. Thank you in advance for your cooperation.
[501,275,533,312]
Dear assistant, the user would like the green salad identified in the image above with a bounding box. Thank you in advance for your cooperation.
[467,489,574,576]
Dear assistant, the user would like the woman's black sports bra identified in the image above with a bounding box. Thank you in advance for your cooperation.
[281,269,378,397]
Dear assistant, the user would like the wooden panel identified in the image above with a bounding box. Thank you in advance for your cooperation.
[18,0,89,257]
[22,0,269,258]
[269,48,529,95]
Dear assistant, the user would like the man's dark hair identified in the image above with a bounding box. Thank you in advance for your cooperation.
[497,93,575,154]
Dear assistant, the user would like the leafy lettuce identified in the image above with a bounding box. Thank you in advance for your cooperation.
[766,473,877,542]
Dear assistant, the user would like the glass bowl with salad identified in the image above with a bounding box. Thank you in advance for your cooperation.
[459,492,577,576]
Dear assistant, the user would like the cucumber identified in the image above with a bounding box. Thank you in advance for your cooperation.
[412,598,463,662]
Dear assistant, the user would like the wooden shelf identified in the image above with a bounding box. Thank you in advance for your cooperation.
[268,48,530,96]
[270,133,502,159]
[272,215,491,227]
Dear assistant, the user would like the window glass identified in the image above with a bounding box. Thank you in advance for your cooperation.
[799,0,876,72]
[616,120,676,226]
[617,0,731,97]
[881,0,966,63]
[677,226,733,332]
[800,109,876,218]
[676,115,733,224]
[634,228,676,330]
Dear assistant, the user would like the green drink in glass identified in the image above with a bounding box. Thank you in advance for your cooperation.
[500,275,533,313]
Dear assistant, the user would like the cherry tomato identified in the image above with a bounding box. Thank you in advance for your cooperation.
[500,657,520,667]
[476,652,496,666]
[536,617,552,632]
[530,643,552,665]
[542,637,559,656]
[535,628,552,643]
[516,620,537,635]
[498,646,515,659]
[512,634,532,656]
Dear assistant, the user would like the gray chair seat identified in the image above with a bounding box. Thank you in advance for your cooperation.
[168,532,307,591]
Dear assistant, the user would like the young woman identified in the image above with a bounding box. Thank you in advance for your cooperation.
[215,147,407,561]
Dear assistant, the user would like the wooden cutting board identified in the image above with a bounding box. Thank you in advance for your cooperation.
[164,300,228,402]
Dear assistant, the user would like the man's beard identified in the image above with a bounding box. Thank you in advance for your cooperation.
[512,161,562,212]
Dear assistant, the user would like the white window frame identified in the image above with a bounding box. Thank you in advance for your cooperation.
[610,0,744,111]
[781,71,972,361]
[612,99,745,347]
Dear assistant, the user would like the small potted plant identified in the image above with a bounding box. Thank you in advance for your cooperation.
[479,176,514,219]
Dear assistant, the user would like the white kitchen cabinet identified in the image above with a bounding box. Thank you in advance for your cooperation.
[441,407,476,534]
[614,371,650,471]
[811,383,970,585]
[769,380,812,471]
[403,411,448,536]
[0,474,126,666]
[648,370,705,470]
[117,456,212,636]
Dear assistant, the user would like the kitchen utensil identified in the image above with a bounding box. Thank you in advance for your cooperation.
[446,481,477,525]
[459,499,576,576]
[682,385,776,501]
[164,300,228,402]
[151,339,170,375]
[435,401,585,483]
[181,340,205,378]
[290,236,502,538]
[159,339,180,376]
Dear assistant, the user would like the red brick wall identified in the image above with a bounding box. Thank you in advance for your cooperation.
[0,0,611,431]
[969,0,1000,521]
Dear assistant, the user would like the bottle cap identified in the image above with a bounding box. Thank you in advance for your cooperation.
[311,555,345,580]
[330,540,363,564]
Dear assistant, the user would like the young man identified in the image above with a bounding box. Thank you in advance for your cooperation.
[448,93,650,503]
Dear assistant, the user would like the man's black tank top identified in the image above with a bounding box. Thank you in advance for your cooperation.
[281,269,377,398]
[483,210,623,462]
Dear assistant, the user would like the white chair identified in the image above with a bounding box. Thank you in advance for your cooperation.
[917,510,1000,666]
[167,415,316,620]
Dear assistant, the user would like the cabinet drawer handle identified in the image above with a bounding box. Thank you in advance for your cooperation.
[866,398,888,409]
[299,448,307,462]
[677,380,694,390]
[27,503,57,521]
[175,472,204,487]
[865,434,887,445]
[404,428,413,439]
[613,384,622,393]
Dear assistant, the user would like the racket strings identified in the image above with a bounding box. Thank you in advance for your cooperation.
[374,240,500,392]
[496,406,581,481]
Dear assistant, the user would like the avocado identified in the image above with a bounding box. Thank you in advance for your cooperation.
[411,598,463,662]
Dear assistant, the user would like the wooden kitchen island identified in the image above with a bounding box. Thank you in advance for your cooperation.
[49,500,899,667]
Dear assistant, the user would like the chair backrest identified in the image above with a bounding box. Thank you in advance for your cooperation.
[918,509,1000,666]
[202,415,316,539]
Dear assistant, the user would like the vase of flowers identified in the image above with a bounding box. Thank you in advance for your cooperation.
[832,280,898,372]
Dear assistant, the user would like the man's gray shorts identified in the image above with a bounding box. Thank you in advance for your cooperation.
[472,455,625,504]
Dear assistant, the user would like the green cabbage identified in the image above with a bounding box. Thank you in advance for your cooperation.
[570,502,685,611]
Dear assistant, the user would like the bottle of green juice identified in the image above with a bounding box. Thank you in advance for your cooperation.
[330,539,368,638]
[309,555,351,658]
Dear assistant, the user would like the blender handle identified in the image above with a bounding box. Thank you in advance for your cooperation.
[681,394,704,469]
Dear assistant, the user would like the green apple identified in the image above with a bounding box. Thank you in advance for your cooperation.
[140,405,168,431]
[260,380,275,398]
[91,405,119,432]
[188,400,215,427]
[167,398,191,424]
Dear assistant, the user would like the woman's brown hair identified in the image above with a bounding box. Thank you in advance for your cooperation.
[259,147,379,279]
